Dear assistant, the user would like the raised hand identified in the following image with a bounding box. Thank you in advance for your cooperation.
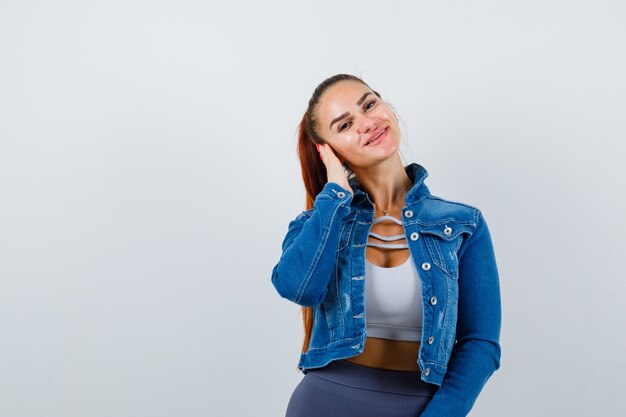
[316,143,354,196]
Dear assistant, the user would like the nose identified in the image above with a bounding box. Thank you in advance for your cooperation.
[356,114,377,134]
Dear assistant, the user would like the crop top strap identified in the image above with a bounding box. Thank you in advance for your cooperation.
[367,214,408,250]
[372,215,403,225]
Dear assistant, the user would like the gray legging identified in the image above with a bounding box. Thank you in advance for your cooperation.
[285,359,439,417]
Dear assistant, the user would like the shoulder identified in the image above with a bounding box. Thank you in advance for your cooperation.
[425,193,481,213]
[290,208,314,224]
[418,194,482,226]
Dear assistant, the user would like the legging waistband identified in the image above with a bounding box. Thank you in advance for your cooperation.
[306,359,439,396]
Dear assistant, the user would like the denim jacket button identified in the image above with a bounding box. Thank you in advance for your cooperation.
[428,336,435,344]
[421,262,431,271]
[337,191,346,198]
[404,209,413,218]
[424,367,430,376]
[444,225,452,236]
[410,232,419,241]
[430,296,438,305]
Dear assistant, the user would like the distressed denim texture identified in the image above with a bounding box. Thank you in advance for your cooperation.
[271,163,501,417]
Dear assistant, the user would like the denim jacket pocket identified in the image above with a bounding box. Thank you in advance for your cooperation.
[418,222,473,279]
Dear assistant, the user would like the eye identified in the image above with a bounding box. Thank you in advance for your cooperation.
[339,121,351,132]
[364,99,377,110]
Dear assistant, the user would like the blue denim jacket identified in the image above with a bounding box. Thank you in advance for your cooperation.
[271,163,501,417]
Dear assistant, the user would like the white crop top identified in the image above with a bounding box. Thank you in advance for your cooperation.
[364,214,423,342]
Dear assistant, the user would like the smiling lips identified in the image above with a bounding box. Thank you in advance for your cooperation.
[364,126,388,146]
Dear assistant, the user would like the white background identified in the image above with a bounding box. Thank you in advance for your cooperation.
[1,1,625,416]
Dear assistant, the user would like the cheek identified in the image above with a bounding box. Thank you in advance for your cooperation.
[382,129,401,151]
[327,137,356,158]
[337,133,360,148]
[374,104,394,118]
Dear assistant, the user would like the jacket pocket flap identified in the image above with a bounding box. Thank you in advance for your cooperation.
[418,222,473,241]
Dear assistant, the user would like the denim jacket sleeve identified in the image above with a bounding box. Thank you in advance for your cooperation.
[271,182,353,307]
[421,210,502,417]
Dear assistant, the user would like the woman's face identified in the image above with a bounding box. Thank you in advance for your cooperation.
[315,80,401,169]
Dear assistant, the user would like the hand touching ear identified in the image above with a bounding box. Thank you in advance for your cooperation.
[316,143,354,196]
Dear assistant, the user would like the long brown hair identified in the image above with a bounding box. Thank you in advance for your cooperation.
[295,73,382,354]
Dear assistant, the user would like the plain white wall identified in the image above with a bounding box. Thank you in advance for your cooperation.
[1,1,625,416]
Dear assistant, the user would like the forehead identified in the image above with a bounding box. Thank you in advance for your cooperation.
[317,80,373,123]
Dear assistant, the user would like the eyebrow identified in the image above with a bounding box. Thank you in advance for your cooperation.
[329,92,373,130]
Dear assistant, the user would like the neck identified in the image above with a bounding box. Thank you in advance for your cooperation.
[351,155,413,211]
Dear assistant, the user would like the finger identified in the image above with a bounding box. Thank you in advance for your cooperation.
[319,144,333,161]
[320,144,335,159]
[315,143,323,160]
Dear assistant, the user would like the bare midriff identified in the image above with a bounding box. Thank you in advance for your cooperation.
[343,337,421,371]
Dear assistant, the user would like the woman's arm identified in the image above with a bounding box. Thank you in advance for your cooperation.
[421,209,502,417]
[271,182,352,307]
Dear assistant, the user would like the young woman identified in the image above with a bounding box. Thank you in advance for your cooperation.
[271,74,502,417]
